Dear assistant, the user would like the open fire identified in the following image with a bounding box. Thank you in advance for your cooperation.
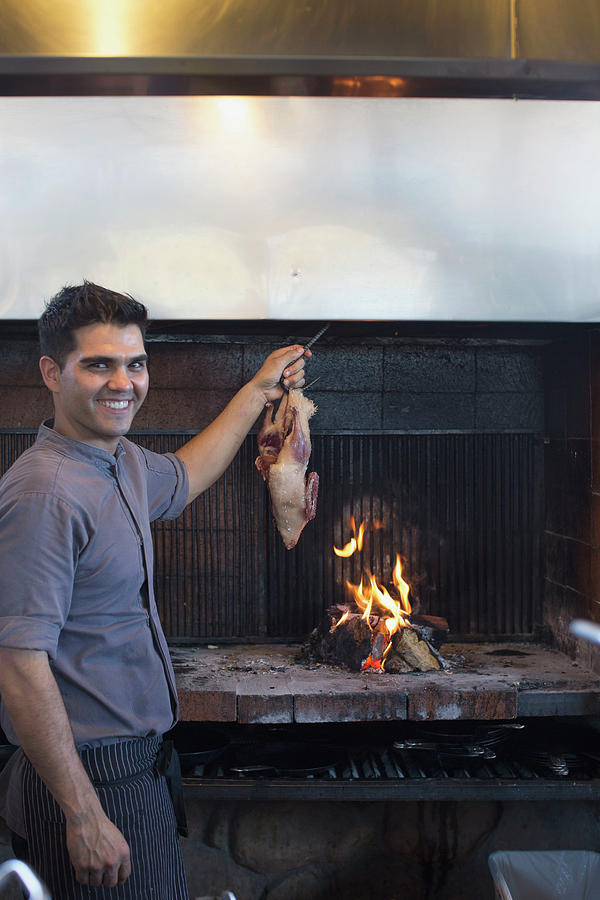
[332,517,413,670]
[302,517,448,673]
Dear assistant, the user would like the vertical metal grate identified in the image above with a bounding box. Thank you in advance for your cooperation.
[0,431,542,641]
[0,431,37,470]
[267,433,542,640]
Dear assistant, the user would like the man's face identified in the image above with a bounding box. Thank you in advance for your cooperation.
[41,322,149,453]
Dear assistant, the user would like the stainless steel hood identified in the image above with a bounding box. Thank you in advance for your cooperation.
[1,2,600,322]
[2,95,600,322]
[1,0,600,98]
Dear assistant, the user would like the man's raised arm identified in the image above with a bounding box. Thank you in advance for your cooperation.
[175,343,310,504]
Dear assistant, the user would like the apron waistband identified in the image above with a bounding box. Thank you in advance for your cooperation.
[81,736,188,838]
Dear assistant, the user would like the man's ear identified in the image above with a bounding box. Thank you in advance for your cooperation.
[39,356,61,393]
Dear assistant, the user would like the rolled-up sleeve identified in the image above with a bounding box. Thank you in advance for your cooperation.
[0,492,86,659]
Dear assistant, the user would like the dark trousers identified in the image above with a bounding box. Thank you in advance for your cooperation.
[17,737,189,900]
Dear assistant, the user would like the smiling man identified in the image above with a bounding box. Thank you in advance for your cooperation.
[0,281,309,899]
[40,320,150,451]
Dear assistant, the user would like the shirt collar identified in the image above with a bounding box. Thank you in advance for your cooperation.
[37,420,127,467]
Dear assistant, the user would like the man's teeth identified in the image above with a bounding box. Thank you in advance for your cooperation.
[98,400,130,409]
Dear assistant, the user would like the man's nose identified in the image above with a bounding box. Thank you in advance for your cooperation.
[107,367,133,391]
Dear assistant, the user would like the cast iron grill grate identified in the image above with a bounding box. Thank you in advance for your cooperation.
[191,741,600,782]
[177,720,600,800]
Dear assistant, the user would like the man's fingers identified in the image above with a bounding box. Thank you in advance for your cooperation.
[88,868,103,888]
[69,825,131,887]
[73,866,89,885]
[118,855,132,884]
[281,345,311,368]
[102,865,122,889]
[282,362,304,382]
[74,865,98,887]
[257,343,313,400]
[75,861,127,888]
[280,346,311,387]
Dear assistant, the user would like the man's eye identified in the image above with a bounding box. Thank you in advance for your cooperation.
[130,361,146,370]
[90,363,107,370]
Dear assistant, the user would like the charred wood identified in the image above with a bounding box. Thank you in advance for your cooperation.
[384,627,441,673]
[409,614,449,650]
[301,606,443,673]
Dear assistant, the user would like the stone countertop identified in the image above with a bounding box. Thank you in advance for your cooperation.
[170,642,600,723]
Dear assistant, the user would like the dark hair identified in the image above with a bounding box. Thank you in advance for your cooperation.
[38,281,148,368]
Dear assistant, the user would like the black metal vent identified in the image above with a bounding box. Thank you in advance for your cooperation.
[0,430,542,641]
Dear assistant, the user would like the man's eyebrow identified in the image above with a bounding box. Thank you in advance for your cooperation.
[79,354,149,365]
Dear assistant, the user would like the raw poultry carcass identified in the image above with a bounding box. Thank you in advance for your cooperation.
[255,389,319,549]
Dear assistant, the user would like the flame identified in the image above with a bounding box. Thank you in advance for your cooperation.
[332,610,350,630]
[347,558,411,638]
[356,520,365,551]
[333,516,413,672]
[333,516,366,556]
[392,555,412,620]
[362,656,383,671]
[334,537,357,558]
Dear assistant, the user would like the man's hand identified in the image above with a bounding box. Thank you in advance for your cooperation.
[0,648,133,887]
[250,344,312,403]
[66,809,131,888]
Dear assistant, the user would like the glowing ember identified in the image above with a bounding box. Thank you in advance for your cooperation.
[333,519,413,671]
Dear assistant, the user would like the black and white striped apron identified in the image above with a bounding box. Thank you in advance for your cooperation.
[20,736,190,900]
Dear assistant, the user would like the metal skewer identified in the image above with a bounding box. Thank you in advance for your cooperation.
[303,322,331,352]
[303,375,321,391]
[281,323,330,391]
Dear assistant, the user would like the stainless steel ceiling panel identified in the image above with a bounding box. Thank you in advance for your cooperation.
[0,0,510,59]
[517,0,600,63]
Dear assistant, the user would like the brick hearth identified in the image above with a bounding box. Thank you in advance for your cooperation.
[171,642,600,723]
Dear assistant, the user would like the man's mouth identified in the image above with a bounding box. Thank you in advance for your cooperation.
[97,399,131,410]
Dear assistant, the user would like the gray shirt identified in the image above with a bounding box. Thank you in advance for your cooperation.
[0,422,189,746]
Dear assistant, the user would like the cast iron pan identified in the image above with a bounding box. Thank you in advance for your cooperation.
[393,722,525,767]
[172,725,231,775]
[228,741,344,777]
[413,722,525,746]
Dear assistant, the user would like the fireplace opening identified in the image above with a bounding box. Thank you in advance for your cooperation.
[108,428,541,647]
[143,324,549,650]
[1,319,599,712]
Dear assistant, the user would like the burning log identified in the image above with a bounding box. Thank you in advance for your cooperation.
[384,627,441,673]
[302,606,443,673]
[305,516,450,672]
[302,606,374,671]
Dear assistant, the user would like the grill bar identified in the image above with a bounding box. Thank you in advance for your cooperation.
[183,744,600,802]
